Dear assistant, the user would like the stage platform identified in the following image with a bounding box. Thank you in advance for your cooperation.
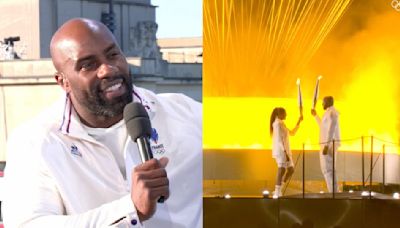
[204,192,400,228]
[284,191,393,199]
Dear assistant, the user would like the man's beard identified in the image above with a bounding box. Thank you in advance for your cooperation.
[77,75,133,118]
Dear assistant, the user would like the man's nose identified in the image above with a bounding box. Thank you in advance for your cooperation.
[97,63,118,78]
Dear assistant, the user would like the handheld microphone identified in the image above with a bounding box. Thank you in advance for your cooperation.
[123,102,164,203]
[123,102,153,162]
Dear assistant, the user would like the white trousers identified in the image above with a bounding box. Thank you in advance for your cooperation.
[319,148,339,193]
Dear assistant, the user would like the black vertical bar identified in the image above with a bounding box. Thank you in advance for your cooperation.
[362,136,365,188]
[302,143,305,199]
[370,135,373,199]
[109,0,114,14]
[109,0,115,33]
[383,144,385,193]
[333,140,335,199]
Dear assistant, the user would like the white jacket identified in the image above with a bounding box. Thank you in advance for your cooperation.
[314,106,341,149]
[2,86,202,228]
[272,118,299,159]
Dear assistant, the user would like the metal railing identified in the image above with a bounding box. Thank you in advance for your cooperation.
[284,136,400,199]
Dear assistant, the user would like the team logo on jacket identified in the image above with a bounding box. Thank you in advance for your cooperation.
[70,144,82,157]
[150,128,165,155]
[151,128,159,144]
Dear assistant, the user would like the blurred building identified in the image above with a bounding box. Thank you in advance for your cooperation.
[158,37,202,63]
[0,0,156,59]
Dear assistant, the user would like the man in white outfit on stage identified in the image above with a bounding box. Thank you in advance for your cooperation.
[311,96,341,193]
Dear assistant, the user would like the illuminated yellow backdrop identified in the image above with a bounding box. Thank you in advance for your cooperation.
[204,0,400,154]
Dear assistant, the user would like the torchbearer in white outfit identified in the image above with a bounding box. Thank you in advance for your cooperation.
[311,96,341,193]
[270,107,303,197]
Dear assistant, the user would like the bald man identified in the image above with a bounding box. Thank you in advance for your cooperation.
[311,96,341,193]
[2,18,202,228]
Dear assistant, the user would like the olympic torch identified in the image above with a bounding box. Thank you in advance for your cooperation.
[312,75,322,109]
[296,78,303,117]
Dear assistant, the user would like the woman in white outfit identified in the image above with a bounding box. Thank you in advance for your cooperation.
[270,107,302,197]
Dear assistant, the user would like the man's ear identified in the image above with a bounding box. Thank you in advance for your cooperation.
[54,72,71,93]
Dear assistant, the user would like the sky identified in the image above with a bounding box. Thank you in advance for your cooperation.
[151,0,202,38]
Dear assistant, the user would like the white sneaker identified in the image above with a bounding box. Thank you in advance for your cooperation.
[272,192,279,198]
[273,190,282,198]
[273,185,282,198]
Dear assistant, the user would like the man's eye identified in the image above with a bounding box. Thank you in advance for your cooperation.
[108,52,119,58]
[81,62,96,71]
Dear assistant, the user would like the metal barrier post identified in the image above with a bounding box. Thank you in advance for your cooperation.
[382,144,385,193]
[362,136,365,188]
[302,143,305,199]
[333,140,335,199]
[369,135,373,199]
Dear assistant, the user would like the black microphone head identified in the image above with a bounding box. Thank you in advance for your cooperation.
[123,102,152,141]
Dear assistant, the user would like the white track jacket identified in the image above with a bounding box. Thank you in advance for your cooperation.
[2,86,202,228]
[314,106,341,149]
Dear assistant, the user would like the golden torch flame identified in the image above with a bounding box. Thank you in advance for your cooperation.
[296,78,303,116]
[312,76,323,109]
